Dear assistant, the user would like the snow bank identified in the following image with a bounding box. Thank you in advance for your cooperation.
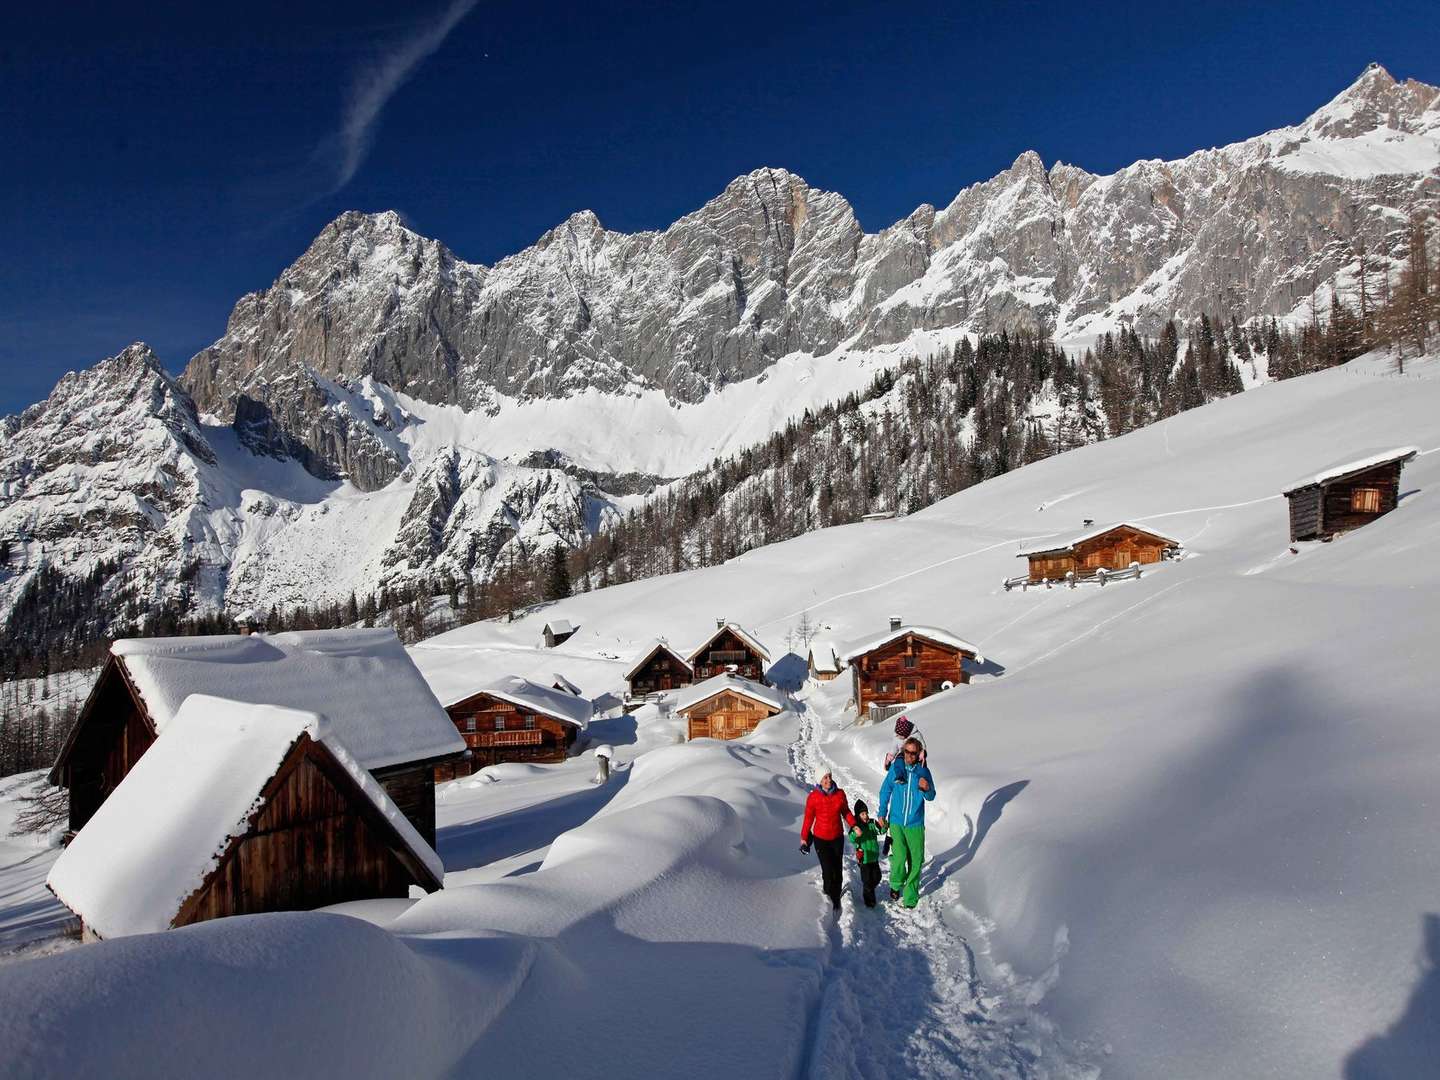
[672,673,787,714]
[113,629,463,770]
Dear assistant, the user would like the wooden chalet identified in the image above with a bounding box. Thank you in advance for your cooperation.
[437,676,591,777]
[1282,447,1417,542]
[624,641,693,697]
[543,619,577,648]
[807,641,842,682]
[47,696,445,940]
[48,629,465,847]
[675,674,787,742]
[1018,522,1181,584]
[842,619,983,713]
[687,621,771,683]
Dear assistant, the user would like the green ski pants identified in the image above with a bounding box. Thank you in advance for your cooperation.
[888,823,925,907]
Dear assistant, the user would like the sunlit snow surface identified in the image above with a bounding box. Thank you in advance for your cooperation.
[1,351,1438,1078]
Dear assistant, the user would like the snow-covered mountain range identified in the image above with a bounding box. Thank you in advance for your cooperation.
[2,65,1438,634]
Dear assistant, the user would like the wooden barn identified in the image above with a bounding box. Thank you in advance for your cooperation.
[46,696,445,940]
[1018,522,1181,584]
[436,675,591,777]
[625,641,694,697]
[842,619,983,713]
[1282,447,1417,542]
[543,619,577,648]
[808,642,842,682]
[48,629,465,847]
[688,621,771,683]
[676,674,787,741]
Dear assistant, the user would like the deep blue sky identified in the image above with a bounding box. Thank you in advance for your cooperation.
[4,0,1438,415]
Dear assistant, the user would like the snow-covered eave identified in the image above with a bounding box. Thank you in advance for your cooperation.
[1281,447,1418,495]
[673,674,787,714]
[1016,521,1183,558]
[686,623,771,664]
[840,626,984,665]
[472,678,591,731]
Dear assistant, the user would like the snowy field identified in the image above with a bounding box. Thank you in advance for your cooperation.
[1,350,1437,1078]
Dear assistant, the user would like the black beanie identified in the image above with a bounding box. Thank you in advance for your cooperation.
[854,799,868,816]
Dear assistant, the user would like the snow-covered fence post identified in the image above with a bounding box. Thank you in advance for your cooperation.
[1066,570,1076,589]
[1097,567,1107,586]
[592,745,614,784]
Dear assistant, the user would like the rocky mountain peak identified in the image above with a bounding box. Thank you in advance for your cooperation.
[1303,62,1440,139]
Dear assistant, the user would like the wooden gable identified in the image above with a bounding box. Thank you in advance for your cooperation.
[626,644,693,694]
[691,628,767,682]
[849,632,969,712]
[680,689,781,741]
[172,733,440,932]
[442,690,580,773]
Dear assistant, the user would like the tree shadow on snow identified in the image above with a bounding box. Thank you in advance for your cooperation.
[921,780,1029,896]
[1344,913,1440,1080]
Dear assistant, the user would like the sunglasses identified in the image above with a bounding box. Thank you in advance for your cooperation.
[902,749,919,757]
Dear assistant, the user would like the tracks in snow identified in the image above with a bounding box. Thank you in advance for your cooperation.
[790,704,1096,1080]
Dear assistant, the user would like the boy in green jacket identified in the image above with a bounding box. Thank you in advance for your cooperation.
[848,799,883,908]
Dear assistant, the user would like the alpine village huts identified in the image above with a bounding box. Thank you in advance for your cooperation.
[808,641,842,681]
[1282,447,1417,541]
[688,621,771,683]
[543,619,578,648]
[625,640,694,698]
[49,629,466,847]
[1017,522,1182,584]
[675,674,787,741]
[47,696,445,940]
[843,619,984,713]
[437,675,591,777]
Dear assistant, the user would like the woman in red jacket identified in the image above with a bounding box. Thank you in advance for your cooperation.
[800,770,856,913]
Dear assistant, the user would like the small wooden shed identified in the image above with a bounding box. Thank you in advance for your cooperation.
[543,619,577,648]
[48,629,465,847]
[1282,447,1417,542]
[688,621,770,683]
[807,642,842,682]
[47,696,445,940]
[625,641,694,697]
[676,674,786,741]
[1018,522,1181,583]
[842,621,983,713]
[438,676,591,777]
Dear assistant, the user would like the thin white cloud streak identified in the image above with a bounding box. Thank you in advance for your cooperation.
[330,0,480,192]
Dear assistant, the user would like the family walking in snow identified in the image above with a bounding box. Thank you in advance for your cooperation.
[800,715,936,912]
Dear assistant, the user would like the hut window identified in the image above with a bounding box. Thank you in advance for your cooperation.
[876,682,891,693]
[1351,488,1382,513]
[464,717,475,733]
[903,655,917,669]
[905,681,917,692]
[524,716,535,730]
[493,716,505,731]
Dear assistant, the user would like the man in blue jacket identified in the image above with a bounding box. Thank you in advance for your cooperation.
[875,737,935,908]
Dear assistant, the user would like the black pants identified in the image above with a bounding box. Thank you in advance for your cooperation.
[814,836,844,908]
[858,860,882,907]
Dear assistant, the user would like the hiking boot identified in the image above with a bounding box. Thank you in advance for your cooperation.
[888,888,902,902]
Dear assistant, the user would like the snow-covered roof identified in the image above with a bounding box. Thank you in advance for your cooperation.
[840,625,984,664]
[544,619,575,636]
[47,695,444,939]
[624,640,692,681]
[109,629,464,771]
[1282,446,1418,494]
[808,641,842,673]
[474,675,591,731]
[687,623,771,664]
[674,673,788,715]
[1016,522,1182,558]
[552,673,582,696]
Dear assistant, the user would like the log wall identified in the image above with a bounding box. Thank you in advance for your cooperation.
[441,692,579,775]
[1026,526,1172,582]
[628,648,693,695]
[683,691,778,740]
[850,635,967,713]
[62,661,155,833]
[691,629,767,682]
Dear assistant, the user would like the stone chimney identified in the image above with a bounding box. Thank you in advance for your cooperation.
[889,615,902,631]
[716,617,726,629]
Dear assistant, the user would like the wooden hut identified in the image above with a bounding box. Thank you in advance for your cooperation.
[1282,447,1417,542]
[807,642,842,682]
[543,619,577,648]
[688,621,770,683]
[624,641,694,697]
[1018,522,1181,584]
[842,620,983,713]
[437,676,591,777]
[48,629,465,847]
[675,675,787,741]
[47,696,445,940]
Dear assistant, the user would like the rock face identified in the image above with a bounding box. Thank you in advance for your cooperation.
[181,66,1440,487]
